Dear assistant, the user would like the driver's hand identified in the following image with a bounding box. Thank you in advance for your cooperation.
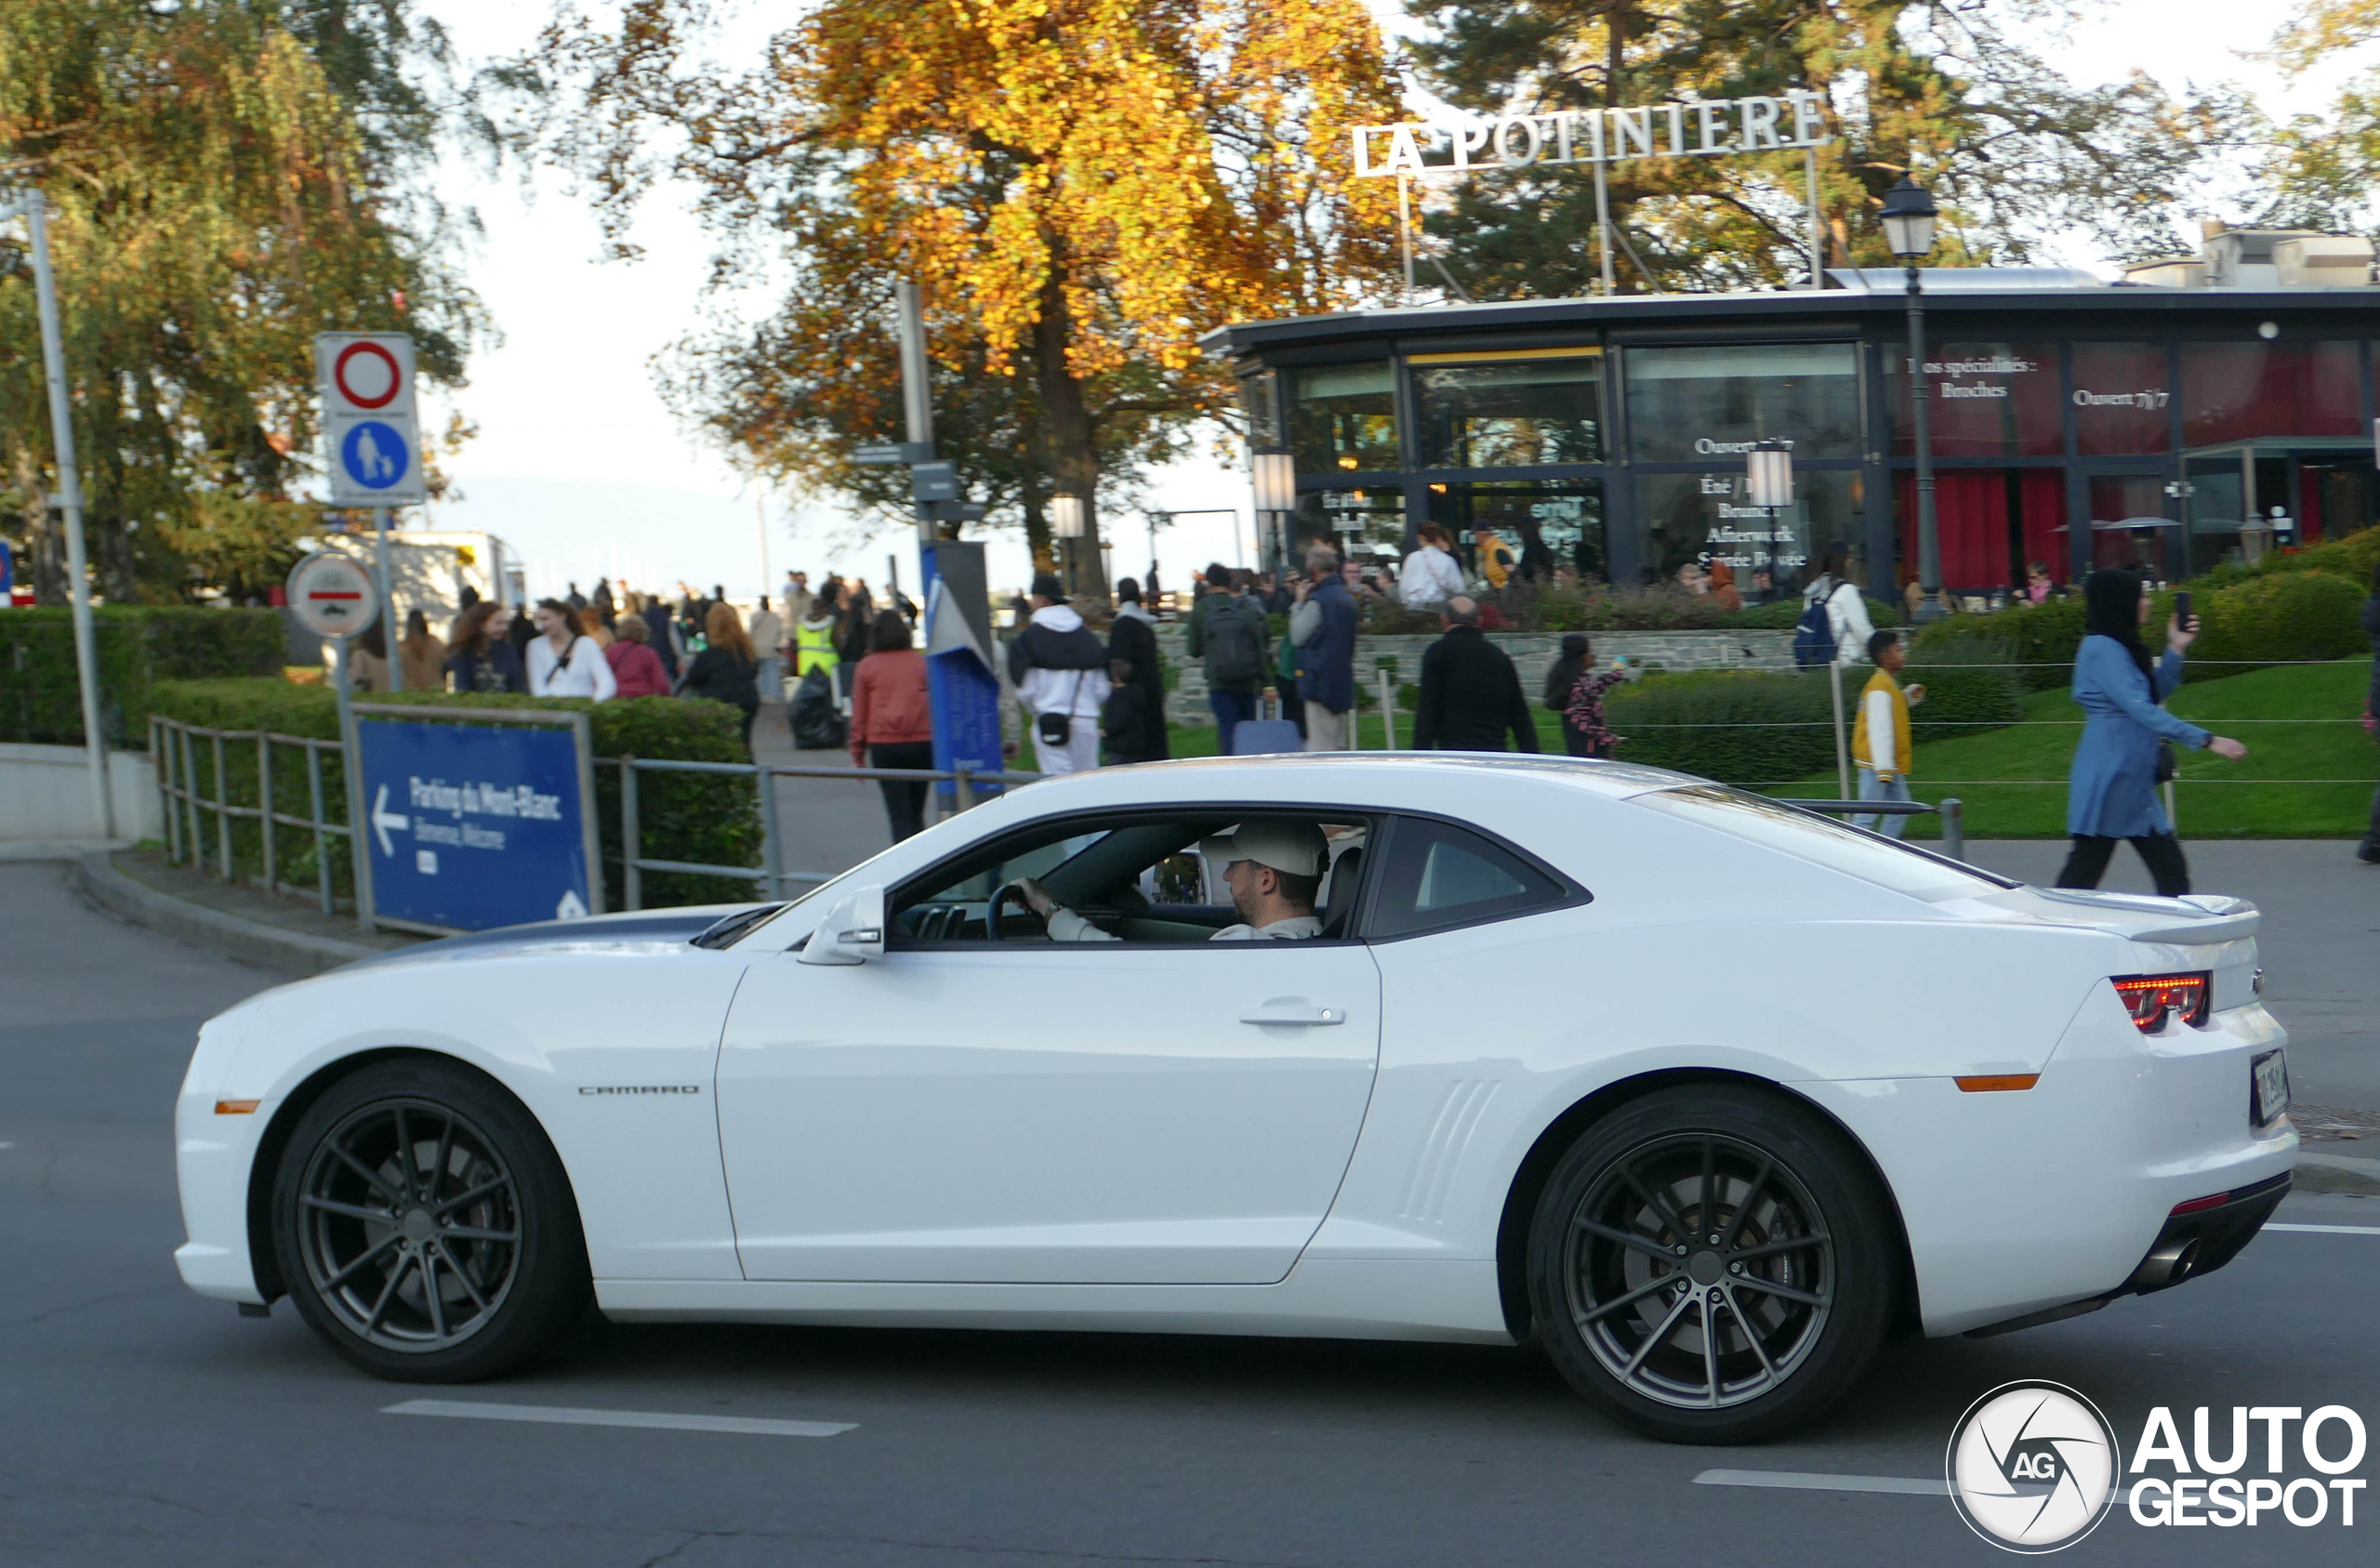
[1013,876,1054,916]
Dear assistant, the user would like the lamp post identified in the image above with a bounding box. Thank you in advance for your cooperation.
[1747,439,1793,594]
[1880,174,1943,623]
[1250,448,1296,581]
[1049,494,1087,598]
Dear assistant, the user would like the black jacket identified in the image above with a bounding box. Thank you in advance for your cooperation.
[1007,618,1107,683]
[1413,624,1540,753]
[1100,683,1167,764]
[681,646,760,710]
[1105,613,1170,760]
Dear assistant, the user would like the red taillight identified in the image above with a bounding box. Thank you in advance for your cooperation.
[2112,972,2212,1033]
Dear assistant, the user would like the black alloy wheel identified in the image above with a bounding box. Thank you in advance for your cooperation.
[1528,1086,1896,1443]
[272,1060,588,1381]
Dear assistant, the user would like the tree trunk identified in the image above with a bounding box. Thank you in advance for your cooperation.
[1031,271,1108,604]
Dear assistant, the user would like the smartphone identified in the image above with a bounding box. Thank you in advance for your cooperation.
[2175,590,2193,626]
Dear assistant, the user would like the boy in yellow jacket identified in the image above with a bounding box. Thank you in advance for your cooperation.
[1850,630,1925,837]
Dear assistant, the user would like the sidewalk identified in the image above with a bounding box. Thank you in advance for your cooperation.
[73,846,420,975]
[747,700,895,889]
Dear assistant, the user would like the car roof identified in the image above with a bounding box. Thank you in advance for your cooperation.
[985,751,1699,810]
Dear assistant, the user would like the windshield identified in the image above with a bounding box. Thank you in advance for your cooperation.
[1632,785,2015,901]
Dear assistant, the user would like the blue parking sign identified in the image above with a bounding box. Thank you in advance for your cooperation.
[352,714,600,931]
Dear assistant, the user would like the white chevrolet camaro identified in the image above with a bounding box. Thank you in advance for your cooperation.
[174,755,2295,1443]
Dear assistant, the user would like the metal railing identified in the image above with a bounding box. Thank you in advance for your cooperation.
[151,715,352,916]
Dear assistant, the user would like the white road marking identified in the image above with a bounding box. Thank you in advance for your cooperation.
[1696,1470,2138,1504]
[383,1399,854,1438]
[2266,1222,2380,1235]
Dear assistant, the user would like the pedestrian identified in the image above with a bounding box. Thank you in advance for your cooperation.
[2026,560,2054,605]
[603,613,671,698]
[1007,572,1110,775]
[350,617,392,692]
[1704,559,1743,613]
[848,609,934,840]
[1185,561,1269,753]
[1099,655,1168,764]
[1145,564,1163,606]
[793,585,840,680]
[504,600,537,659]
[1849,630,1926,837]
[637,593,682,681]
[2361,563,2380,864]
[1413,595,1540,753]
[565,581,588,613]
[398,609,443,692]
[578,610,614,648]
[1106,576,1170,760]
[527,600,618,701]
[443,601,527,693]
[1289,544,1358,750]
[1272,604,1306,739]
[1473,527,1515,590]
[1544,633,1630,758]
[748,593,787,705]
[1795,540,1875,668]
[1400,524,1464,608]
[2054,567,2248,896]
[782,570,813,627]
[590,578,616,628]
[681,601,761,745]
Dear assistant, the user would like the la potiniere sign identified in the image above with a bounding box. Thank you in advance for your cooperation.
[351,710,602,932]
[1354,91,1830,178]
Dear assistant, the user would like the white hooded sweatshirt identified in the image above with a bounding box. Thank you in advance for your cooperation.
[1015,603,1112,718]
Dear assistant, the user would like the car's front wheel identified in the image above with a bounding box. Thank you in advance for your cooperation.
[271,1059,588,1381]
[1527,1085,1897,1443]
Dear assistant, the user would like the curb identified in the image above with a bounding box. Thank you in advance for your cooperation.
[2297,1147,2380,1177]
[71,850,383,977]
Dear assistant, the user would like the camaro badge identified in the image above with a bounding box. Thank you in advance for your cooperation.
[578,1085,703,1096]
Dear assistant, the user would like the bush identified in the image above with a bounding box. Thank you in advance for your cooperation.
[0,606,283,745]
[1606,669,1841,784]
[1903,633,2027,744]
[1910,597,2087,692]
[148,680,762,914]
[2188,523,2380,595]
[2177,571,2369,682]
[1355,582,1898,636]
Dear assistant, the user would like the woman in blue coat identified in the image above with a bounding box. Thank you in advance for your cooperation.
[2056,568,2248,895]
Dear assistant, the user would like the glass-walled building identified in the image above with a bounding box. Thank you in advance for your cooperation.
[1204,262,2380,597]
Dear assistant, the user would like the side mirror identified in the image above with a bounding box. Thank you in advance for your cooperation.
[796,887,886,966]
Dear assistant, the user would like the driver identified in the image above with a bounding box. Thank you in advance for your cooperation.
[1014,821,1328,942]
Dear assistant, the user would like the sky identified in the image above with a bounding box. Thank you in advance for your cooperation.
[403,1,2369,605]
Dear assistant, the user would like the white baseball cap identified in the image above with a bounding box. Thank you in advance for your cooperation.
[1200,821,1327,878]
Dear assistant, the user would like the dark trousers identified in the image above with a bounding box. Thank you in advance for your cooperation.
[1275,673,1307,736]
[1560,719,1608,758]
[2056,833,2190,897]
[2365,784,2380,853]
[870,740,932,841]
[1208,687,1258,753]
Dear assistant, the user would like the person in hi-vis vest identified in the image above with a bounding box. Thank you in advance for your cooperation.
[1850,630,1925,838]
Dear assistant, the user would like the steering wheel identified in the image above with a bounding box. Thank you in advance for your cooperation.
[985,881,1025,941]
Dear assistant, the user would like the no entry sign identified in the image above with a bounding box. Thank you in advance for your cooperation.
[316,332,425,505]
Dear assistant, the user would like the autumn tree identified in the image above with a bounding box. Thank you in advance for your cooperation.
[2266,2,2380,225]
[1400,1,2255,298]
[516,0,1402,587]
[0,1,482,604]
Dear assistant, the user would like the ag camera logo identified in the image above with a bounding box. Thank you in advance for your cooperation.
[1947,1381,2122,1552]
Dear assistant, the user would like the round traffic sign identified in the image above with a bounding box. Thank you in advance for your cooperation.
[333,340,402,409]
[285,551,379,639]
[338,421,411,490]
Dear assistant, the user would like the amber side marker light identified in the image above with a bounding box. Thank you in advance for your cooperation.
[214,1100,260,1115]
[1954,1074,2041,1093]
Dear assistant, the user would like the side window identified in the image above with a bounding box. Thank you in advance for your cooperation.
[1367,817,1573,940]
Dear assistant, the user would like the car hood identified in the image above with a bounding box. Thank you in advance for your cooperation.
[337,903,769,971]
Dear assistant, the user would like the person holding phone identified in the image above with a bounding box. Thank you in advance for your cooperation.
[2056,568,2248,896]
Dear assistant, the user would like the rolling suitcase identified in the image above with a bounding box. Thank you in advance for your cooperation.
[1230,718,1304,756]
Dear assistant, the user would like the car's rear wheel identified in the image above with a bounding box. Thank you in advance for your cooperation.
[1527,1085,1896,1443]
[271,1060,588,1381]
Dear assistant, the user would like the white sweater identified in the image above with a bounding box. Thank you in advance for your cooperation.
[526,634,617,700]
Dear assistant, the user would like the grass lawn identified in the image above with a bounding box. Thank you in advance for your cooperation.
[1771,658,2378,838]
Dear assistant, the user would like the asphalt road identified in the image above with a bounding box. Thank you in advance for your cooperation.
[4,858,2375,1568]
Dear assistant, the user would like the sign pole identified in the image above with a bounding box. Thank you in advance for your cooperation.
[896,280,937,547]
[1397,173,1416,302]
[332,639,377,933]
[374,506,401,691]
[20,191,112,839]
[1805,148,1825,290]
[1593,158,1616,297]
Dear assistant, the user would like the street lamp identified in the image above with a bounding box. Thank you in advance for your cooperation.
[1747,439,1793,592]
[1049,493,1086,597]
[1881,175,1944,623]
[1251,448,1296,579]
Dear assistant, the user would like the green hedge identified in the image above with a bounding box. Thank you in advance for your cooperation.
[2188,524,2380,594]
[1605,638,2023,786]
[1913,571,2370,692]
[149,679,763,913]
[0,606,284,745]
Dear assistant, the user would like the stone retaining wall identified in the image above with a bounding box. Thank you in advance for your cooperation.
[1156,627,1797,722]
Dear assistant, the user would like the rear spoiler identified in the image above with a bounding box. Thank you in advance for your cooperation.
[2029,889,2261,946]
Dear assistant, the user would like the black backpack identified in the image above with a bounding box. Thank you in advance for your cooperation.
[1793,582,1841,668]
[1203,597,1265,685]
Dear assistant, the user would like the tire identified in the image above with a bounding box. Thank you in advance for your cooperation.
[271,1059,589,1382]
[1527,1085,1897,1444]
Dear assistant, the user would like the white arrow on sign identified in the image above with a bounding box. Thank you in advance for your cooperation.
[371,784,410,857]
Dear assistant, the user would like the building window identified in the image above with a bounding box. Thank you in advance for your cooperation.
[1297,488,1407,567]
[1638,469,1858,590]
[1624,343,1861,462]
[1425,480,1606,582]
[1893,470,2069,597]
[1239,369,1282,449]
[2181,342,2361,446]
[2071,343,2172,455]
[1412,352,1603,467]
[1884,341,2060,457]
[1290,363,1398,472]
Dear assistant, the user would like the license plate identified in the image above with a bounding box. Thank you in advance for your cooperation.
[2253,1049,2291,1127]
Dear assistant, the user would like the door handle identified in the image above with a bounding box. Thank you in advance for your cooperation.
[1238,1002,1346,1027]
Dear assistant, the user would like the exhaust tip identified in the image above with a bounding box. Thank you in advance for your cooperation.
[2132,1238,2201,1292]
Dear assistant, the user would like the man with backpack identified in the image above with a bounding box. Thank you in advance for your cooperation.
[1008,573,1111,775]
[1792,540,1876,669]
[1186,563,1271,754]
